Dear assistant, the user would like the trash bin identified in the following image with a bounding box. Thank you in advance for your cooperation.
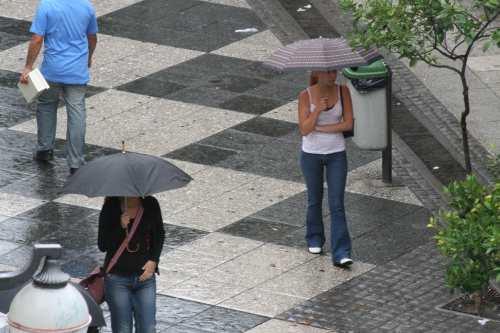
[343,60,389,150]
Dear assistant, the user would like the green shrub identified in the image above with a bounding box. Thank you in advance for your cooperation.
[429,175,500,297]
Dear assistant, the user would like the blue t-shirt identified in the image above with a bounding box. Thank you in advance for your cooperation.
[30,0,98,85]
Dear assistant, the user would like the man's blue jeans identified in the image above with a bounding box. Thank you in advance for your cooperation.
[104,273,156,333]
[300,150,352,262]
[36,82,86,168]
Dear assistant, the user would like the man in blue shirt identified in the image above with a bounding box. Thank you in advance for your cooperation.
[20,0,98,175]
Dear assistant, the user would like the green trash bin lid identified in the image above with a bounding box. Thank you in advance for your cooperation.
[343,59,388,79]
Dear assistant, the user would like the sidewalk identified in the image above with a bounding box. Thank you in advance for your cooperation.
[0,0,498,332]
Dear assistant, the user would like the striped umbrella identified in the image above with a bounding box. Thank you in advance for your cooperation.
[264,37,382,72]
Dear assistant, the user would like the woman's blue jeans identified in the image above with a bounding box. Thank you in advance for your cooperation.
[300,150,352,262]
[104,273,156,333]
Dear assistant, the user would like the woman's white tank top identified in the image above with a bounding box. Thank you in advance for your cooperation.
[302,86,346,154]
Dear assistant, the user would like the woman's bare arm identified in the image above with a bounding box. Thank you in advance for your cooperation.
[298,90,323,136]
[314,85,354,133]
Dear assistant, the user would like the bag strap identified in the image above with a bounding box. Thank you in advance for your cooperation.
[339,85,344,114]
[105,206,144,274]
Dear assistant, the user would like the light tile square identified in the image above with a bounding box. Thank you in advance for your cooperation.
[259,256,374,299]
[262,100,298,123]
[91,45,203,88]
[220,288,305,317]
[202,244,312,287]
[198,0,251,8]
[125,106,254,156]
[90,0,145,17]
[346,159,423,206]
[166,205,241,232]
[0,192,46,217]
[199,176,305,219]
[156,267,195,294]
[0,42,36,72]
[212,30,283,62]
[177,232,263,261]
[11,89,154,137]
[158,248,227,276]
[468,55,500,72]
[162,158,209,176]
[162,276,248,305]
[0,0,37,20]
[53,195,104,210]
[156,166,258,216]
[246,320,336,333]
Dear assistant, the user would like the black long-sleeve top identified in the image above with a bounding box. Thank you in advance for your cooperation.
[98,196,165,275]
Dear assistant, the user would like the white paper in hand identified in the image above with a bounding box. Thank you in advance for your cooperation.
[17,68,50,103]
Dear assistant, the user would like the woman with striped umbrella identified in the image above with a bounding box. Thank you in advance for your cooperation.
[265,38,381,268]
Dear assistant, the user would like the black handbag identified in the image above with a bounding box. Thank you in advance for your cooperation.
[339,87,354,138]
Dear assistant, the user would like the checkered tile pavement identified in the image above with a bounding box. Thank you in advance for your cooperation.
[0,1,434,332]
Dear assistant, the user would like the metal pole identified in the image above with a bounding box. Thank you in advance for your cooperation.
[382,66,392,183]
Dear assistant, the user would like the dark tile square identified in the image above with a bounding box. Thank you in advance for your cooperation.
[98,1,264,52]
[116,78,186,98]
[0,244,32,268]
[97,0,202,32]
[247,80,302,102]
[199,129,273,153]
[219,217,300,243]
[166,54,255,78]
[164,223,208,247]
[345,139,381,171]
[164,143,237,165]
[0,16,31,36]
[217,152,304,183]
[204,74,267,93]
[352,209,433,265]
[0,70,20,88]
[219,95,283,114]
[0,168,30,188]
[148,67,214,86]
[0,31,30,51]
[155,295,210,325]
[0,217,56,245]
[232,117,297,138]
[166,86,239,108]
[16,202,98,226]
[252,191,310,227]
[237,61,284,81]
[181,306,269,332]
[85,85,107,98]
[164,325,209,333]
[0,148,56,176]
[61,254,101,278]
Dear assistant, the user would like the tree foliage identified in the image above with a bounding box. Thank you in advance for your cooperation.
[341,0,500,173]
[428,176,500,297]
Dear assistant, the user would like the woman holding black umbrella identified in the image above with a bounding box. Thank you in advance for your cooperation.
[64,150,191,332]
[298,70,354,268]
[98,196,165,333]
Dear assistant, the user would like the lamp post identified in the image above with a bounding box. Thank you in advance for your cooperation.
[5,244,92,333]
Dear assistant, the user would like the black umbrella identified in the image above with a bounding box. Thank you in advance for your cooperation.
[63,151,192,197]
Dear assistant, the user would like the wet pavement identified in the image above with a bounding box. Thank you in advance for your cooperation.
[0,0,498,332]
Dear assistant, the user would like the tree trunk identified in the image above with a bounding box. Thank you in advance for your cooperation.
[460,72,472,174]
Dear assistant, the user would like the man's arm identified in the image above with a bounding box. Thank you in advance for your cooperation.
[87,34,97,68]
[20,34,44,84]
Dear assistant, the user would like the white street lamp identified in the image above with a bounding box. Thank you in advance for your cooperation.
[7,258,91,333]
